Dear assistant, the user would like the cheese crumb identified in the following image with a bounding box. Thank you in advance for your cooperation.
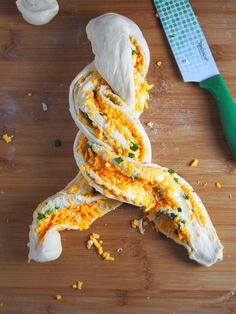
[77,281,83,290]
[190,159,199,167]
[2,134,13,143]
[27,92,32,97]
[215,182,222,189]
[131,218,145,235]
[102,252,115,261]
[55,295,62,301]
[147,121,154,129]
[87,233,114,261]
[72,284,77,289]
[92,233,100,239]
[131,219,139,228]
[156,61,162,67]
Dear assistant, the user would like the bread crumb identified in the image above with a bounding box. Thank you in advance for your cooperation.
[215,182,222,189]
[117,248,123,253]
[157,61,162,67]
[55,295,62,301]
[86,239,93,249]
[72,284,77,289]
[0,302,3,308]
[229,193,233,199]
[155,13,159,18]
[27,92,32,97]
[190,159,199,167]
[42,102,48,112]
[147,121,154,129]
[202,182,208,187]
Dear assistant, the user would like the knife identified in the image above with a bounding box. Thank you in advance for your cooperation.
[153,0,236,157]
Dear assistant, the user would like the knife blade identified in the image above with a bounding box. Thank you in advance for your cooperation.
[153,0,236,157]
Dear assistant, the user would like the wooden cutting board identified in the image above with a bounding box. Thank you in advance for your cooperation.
[0,0,236,313]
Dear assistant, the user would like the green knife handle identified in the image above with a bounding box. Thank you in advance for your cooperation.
[199,75,236,158]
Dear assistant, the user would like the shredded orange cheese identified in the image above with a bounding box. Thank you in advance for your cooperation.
[190,159,199,167]
[2,134,12,143]
[87,233,115,261]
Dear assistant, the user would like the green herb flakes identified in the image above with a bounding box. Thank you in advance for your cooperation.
[168,213,178,221]
[114,157,123,165]
[168,169,175,175]
[53,139,62,147]
[128,153,135,159]
[132,50,136,55]
[46,209,54,216]
[130,142,139,151]
[131,174,138,180]
[174,177,179,183]
[37,212,45,220]
[177,208,182,212]
[183,193,189,200]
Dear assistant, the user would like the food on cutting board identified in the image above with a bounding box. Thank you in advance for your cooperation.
[16,0,59,25]
[28,13,223,267]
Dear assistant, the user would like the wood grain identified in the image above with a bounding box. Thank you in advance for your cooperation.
[0,0,236,313]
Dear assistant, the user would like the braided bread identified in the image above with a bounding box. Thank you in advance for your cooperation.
[28,13,223,267]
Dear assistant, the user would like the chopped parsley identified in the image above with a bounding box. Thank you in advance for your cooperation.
[181,220,186,225]
[131,174,138,180]
[147,89,152,96]
[174,177,179,183]
[86,143,92,149]
[128,153,135,159]
[168,212,178,221]
[183,193,189,200]
[37,212,45,220]
[53,139,62,147]
[177,208,182,212]
[46,209,54,216]
[168,169,175,175]
[130,142,139,151]
[114,157,123,164]
[132,49,136,55]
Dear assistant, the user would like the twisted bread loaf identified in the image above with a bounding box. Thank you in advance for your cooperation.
[28,13,223,266]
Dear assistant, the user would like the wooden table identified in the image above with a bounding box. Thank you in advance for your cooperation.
[0,1,236,313]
